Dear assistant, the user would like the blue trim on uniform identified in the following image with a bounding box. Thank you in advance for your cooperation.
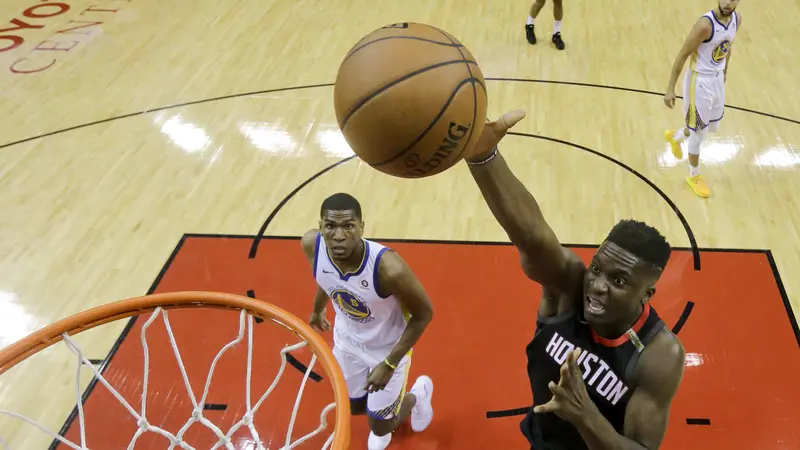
[709,112,724,123]
[711,10,731,30]
[312,232,321,279]
[373,247,391,298]
[366,408,394,421]
[702,15,714,43]
[330,239,370,281]
[350,394,368,402]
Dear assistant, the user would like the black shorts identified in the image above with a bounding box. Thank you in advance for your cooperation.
[520,410,583,450]
[520,410,541,450]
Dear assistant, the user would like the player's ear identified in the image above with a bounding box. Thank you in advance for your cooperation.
[642,286,655,304]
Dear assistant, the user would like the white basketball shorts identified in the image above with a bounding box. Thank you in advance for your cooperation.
[683,69,725,133]
[332,326,411,420]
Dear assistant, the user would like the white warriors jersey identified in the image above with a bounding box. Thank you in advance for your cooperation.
[689,10,738,75]
[313,233,408,348]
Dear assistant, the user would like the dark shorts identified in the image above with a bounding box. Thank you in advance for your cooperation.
[520,410,541,450]
[520,410,578,450]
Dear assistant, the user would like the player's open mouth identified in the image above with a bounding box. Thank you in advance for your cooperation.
[586,296,606,315]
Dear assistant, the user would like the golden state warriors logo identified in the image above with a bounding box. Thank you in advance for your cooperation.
[332,289,374,323]
[712,40,732,64]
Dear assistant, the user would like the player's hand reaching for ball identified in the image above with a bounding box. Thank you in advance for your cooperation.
[309,311,331,333]
[464,110,527,163]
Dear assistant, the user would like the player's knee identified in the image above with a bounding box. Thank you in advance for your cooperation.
[687,129,706,155]
[534,0,546,7]
[552,0,562,5]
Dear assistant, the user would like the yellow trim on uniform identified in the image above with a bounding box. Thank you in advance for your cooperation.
[687,70,699,129]
[393,350,413,415]
[689,51,698,71]
[400,304,411,323]
[327,238,367,276]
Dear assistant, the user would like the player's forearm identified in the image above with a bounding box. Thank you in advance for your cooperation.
[573,408,649,450]
[385,312,432,367]
[665,54,689,92]
[312,286,328,314]
[468,149,550,251]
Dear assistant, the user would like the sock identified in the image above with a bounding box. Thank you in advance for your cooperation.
[554,20,562,33]
[673,127,689,142]
[687,128,705,178]
[527,16,535,25]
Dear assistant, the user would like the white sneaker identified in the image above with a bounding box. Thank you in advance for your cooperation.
[409,375,434,432]
[367,431,391,450]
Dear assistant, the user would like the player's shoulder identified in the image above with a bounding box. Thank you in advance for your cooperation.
[559,247,588,289]
[375,246,402,275]
[635,329,685,389]
[695,14,714,30]
[521,246,586,277]
[562,246,586,269]
[300,229,320,256]
[735,11,742,27]
[376,246,422,289]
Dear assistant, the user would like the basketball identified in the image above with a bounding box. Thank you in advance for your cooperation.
[333,22,488,179]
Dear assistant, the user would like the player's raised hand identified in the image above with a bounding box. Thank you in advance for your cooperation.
[464,109,527,162]
[664,90,677,109]
[533,349,595,423]
[309,311,331,333]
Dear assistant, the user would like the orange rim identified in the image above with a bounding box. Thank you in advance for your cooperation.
[0,291,350,450]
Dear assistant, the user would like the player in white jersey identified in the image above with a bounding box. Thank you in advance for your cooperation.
[663,0,741,198]
[301,193,434,450]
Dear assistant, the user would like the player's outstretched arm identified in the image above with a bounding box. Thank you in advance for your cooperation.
[464,111,580,299]
[377,251,434,367]
[301,230,331,332]
[663,17,713,107]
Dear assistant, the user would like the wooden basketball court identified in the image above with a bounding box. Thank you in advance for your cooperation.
[1,0,798,449]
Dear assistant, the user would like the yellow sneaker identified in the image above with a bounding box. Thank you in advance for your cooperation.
[665,130,683,159]
[687,175,710,198]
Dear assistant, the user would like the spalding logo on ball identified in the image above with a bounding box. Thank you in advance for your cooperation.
[333,22,488,179]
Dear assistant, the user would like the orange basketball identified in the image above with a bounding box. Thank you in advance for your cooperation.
[333,22,488,179]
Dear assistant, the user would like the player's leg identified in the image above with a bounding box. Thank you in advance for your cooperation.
[683,73,714,197]
[331,343,370,415]
[551,0,565,50]
[525,0,546,44]
[706,72,725,134]
[365,354,434,450]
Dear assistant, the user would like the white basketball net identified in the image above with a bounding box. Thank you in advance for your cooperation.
[0,307,338,450]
